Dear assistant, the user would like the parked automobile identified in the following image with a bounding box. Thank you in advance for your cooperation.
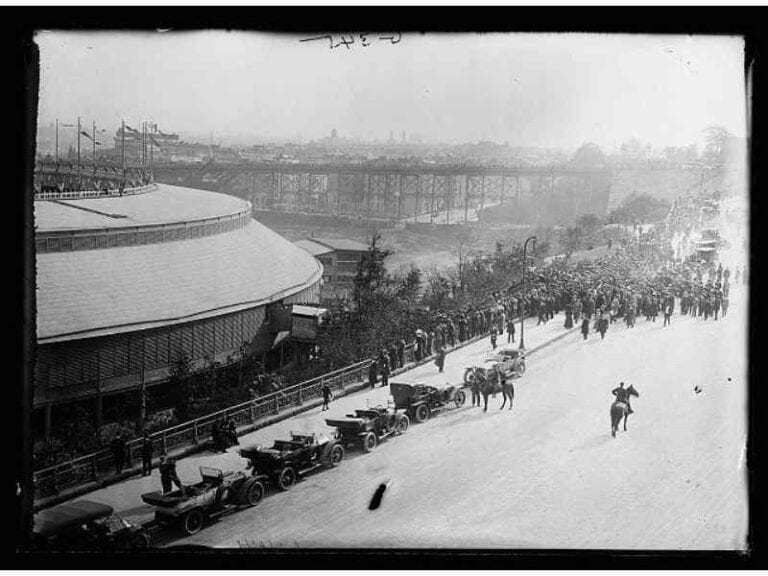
[325,405,409,452]
[238,432,344,491]
[389,382,466,424]
[33,499,150,550]
[141,466,264,536]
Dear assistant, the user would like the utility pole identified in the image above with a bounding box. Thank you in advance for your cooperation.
[76,116,81,189]
[55,118,59,167]
[520,235,537,350]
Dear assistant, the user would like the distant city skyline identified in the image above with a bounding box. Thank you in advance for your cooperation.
[35,31,747,154]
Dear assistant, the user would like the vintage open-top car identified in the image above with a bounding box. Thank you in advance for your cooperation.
[464,347,526,385]
[33,499,150,549]
[238,432,344,491]
[141,466,264,535]
[389,381,466,423]
[325,405,409,452]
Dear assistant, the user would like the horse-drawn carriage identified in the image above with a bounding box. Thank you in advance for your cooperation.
[389,382,467,423]
[463,347,526,386]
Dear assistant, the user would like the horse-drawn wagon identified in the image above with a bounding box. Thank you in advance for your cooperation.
[463,347,526,385]
[325,405,409,452]
[389,382,466,424]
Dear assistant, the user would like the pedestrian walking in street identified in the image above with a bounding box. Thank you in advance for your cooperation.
[141,433,154,477]
[368,358,378,389]
[663,302,673,327]
[490,327,498,350]
[321,384,333,411]
[159,455,183,495]
[110,433,127,475]
[434,345,446,373]
[581,316,590,340]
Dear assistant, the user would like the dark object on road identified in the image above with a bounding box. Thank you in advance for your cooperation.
[389,381,467,424]
[368,482,388,510]
[141,466,265,536]
[33,499,151,550]
[238,432,344,492]
[326,405,409,452]
[610,384,640,437]
[694,385,702,394]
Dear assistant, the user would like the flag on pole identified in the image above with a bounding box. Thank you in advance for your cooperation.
[124,124,141,135]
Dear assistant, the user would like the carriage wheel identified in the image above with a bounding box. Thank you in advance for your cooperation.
[362,432,377,453]
[182,509,205,536]
[516,362,526,375]
[454,390,466,407]
[463,368,475,385]
[414,404,430,423]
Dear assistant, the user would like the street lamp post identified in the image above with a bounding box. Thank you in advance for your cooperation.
[520,235,537,350]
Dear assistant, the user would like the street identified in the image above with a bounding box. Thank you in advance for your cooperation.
[162,284,746,549]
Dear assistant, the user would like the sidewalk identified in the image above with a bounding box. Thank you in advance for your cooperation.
[34,312,577,521]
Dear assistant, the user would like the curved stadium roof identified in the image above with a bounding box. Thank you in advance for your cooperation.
[35,185,322,343]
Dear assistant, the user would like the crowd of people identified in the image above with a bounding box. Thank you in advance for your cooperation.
[360,196,738,383]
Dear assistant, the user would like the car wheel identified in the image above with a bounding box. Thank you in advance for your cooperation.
[517,362,526,375]
[463,368,475,385]
[395,415,409,435]
[182,509,204,536]
[454,389,467,407]
[414,404,429,423]
[362,432,377,453]
[277,467,297,491]
[239,477,265,506]
[328,443,344,467]
[131,532,151,549]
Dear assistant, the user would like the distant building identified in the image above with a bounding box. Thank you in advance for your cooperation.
[294,238,369,299]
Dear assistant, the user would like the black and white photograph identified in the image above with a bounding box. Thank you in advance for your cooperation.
[15,13,759,564]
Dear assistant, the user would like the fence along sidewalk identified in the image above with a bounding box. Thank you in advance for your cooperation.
[32,343,416,502]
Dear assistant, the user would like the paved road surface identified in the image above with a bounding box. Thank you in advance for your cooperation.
[166,284,747,549]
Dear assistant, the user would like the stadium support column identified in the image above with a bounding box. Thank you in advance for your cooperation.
[430,174,436,224]
[44,405,52,445]
[414,177,421,223]
[464,174,470,225]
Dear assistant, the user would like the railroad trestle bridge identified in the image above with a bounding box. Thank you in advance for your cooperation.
[153,162,613,224]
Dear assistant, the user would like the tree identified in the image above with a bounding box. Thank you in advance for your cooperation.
[571,143,607,168]
[608,193,671,225]
[702,126,730,165]
[352,233,392,314]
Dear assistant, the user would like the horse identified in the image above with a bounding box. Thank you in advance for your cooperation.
[610,384,639,437]
[469,366,515,412]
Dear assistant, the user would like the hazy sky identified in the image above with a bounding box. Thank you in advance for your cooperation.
[35,30,747,150]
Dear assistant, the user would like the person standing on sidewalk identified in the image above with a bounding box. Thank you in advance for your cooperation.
[506,316,516,343]
[321,384,333,411]
[141,433,154,477]
[368,357,378,390]
[490,326,498,350]
[379,351,391,388]
[110,433,127,475]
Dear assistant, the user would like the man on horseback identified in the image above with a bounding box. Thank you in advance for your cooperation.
[611,381,633,414]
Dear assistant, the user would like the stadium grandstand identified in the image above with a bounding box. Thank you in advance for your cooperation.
[33,164,322,444]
